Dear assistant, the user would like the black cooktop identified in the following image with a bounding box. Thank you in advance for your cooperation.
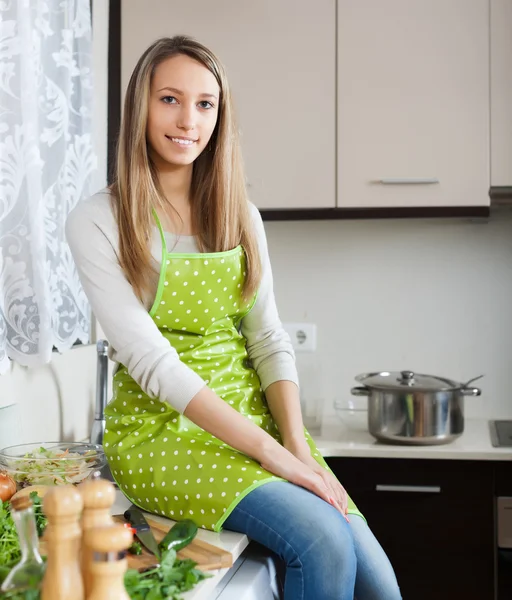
[490,420,512,447]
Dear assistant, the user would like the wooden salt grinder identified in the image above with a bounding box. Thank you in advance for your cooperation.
[79,477,116,596]
[85,524,133,600]
[41,485,85,600]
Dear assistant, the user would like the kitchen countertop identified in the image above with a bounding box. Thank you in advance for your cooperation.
[311,417,512,461]
[111,417,510,598]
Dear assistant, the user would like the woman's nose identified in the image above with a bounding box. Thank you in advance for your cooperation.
[177,105,196,131]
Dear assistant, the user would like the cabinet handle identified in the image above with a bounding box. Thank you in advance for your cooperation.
[378,178,439,185]
[375,484,441,494]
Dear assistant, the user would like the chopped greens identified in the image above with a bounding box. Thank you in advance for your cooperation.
[0,499,20,570]
[5,446,100,487]
[128,541,143,555]
[28,493,47,538]
[0,492,47,577]
[0,496,208,600]
[124,548,210,599]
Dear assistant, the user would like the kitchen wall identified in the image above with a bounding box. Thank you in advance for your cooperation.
[3,210,511,449]
[266,211,512,425]
[1,1,511,449]
[0,346,99,448]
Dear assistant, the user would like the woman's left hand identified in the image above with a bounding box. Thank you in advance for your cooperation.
[284,439,350,520]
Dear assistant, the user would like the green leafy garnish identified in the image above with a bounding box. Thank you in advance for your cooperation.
[0,500,20,569]
[28,493,47,538]
[0,498,207,600]
[124,547,210,599]
[128,541,143,555]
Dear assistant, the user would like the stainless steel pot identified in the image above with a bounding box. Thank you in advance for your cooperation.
[351,370,482,445]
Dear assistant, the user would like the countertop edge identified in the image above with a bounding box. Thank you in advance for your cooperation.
[316,445,512,461]
[311,419,512,461]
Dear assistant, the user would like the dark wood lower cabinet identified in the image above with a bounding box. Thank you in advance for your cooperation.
[325,457,495,600]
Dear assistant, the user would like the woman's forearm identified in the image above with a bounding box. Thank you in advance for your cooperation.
[264,380,307,446]
[183,386,280,463]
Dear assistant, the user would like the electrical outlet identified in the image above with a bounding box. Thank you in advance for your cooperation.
[283,322,317,352]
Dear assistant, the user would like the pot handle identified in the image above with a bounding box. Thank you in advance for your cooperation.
[461,387,482,397]
[351,386,371,397]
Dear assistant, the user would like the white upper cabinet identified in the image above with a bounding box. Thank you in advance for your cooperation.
[337,0,490,208]
[121,0,336,210]
[491,0,512,186]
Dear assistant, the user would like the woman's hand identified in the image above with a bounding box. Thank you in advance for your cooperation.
[259,441,350,522]
[283,438,350,520]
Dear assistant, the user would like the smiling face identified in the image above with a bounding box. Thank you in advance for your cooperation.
[147,54,220,170]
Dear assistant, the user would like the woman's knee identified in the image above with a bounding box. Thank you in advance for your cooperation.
[292,511,357,579]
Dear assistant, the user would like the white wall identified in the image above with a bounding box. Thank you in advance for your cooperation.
[3,210,511,448]
[0,345,98,448]
[266,211,512,426]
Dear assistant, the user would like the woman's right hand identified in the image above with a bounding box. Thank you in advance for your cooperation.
[259,446,349,521]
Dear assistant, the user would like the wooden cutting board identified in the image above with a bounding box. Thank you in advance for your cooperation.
[112,514,233,572]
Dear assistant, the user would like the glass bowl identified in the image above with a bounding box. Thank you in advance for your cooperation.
[334,399,369,432]
[0,442,106,488]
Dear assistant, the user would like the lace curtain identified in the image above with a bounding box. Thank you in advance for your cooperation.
[0,0,96,374]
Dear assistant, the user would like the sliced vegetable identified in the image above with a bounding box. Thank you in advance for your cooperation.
[5,446,99,487]
[158,519,198,554]
[0,472,16,502]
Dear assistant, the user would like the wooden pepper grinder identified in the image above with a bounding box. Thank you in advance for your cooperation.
[85,524,133,600]
[79,477,116,596]
[41,484,84,600]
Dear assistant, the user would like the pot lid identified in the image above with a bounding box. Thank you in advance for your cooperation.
[355,370,462,392]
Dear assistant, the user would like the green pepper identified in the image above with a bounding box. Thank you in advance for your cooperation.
[158,519,198,554]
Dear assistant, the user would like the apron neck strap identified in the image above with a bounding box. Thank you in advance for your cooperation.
[152,208,169,258]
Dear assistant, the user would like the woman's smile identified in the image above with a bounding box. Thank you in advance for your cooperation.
[165,135,198,148]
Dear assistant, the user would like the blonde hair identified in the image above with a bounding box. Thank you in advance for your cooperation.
[111,36,261,302]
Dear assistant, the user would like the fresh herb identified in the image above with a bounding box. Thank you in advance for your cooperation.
[0,500,20,569]
[0,493,47,598]
[124,548,210,600]
[27,494,47,538]
[1,499,207,600]
[0,589,40,600]
[129,541,143,555]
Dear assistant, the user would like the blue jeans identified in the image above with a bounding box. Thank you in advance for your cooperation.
[223,481,401,600]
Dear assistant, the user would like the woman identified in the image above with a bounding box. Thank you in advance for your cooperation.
[67,36,401,600]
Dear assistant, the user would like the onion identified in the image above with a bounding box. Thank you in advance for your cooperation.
[0,470,16,502]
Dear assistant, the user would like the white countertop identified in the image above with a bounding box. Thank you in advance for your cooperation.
[311,418,512,461]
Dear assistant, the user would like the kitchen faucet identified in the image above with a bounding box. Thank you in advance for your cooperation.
[90,339,115,483]
[90,339,109,446]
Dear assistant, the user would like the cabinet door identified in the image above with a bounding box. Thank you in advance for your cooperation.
[491,0,512,186]
[337,0,490,208]
[326,457,494,600]
[121,0,336,210]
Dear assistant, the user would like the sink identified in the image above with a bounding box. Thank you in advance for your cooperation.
[489,420,512,447]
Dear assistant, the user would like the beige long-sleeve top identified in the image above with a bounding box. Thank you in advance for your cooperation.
[65,189,298,413]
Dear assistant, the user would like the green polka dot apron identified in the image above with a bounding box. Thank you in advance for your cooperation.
[104,214,362,531]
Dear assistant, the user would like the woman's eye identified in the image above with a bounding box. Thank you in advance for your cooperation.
[198,100,214,109]
[162,96,177,104]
